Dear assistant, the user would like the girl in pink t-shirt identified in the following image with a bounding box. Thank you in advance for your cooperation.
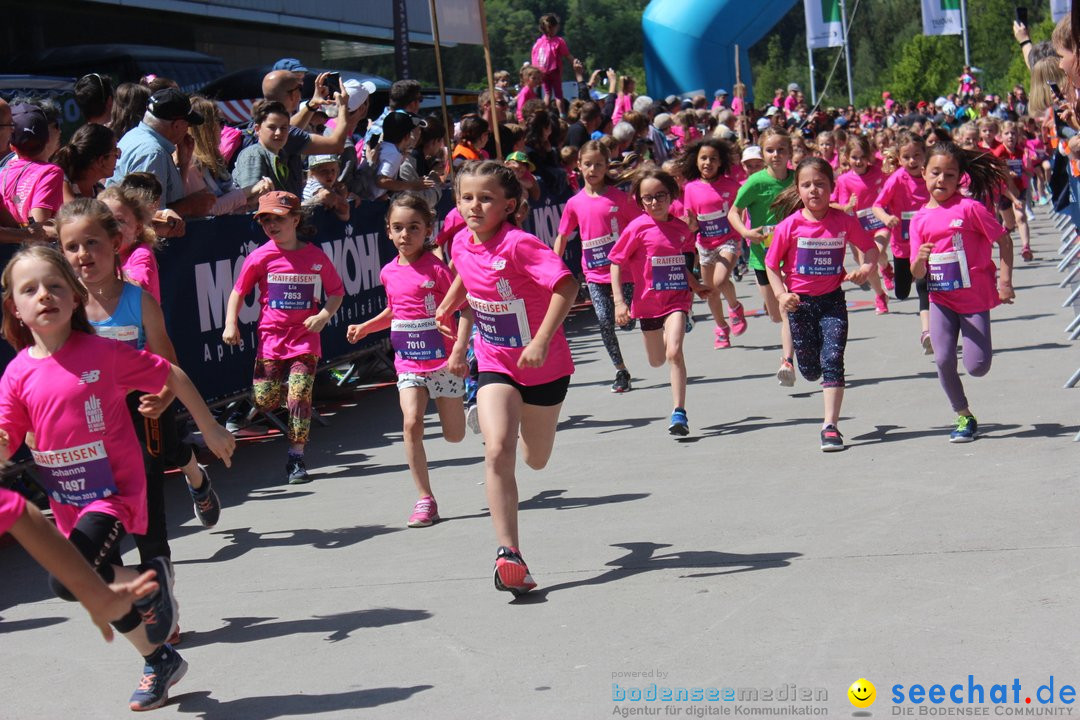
[766,158,879,452]
[532,13,573,103]
[99,186,162,304]
[680,138,748,349]
[553,140,640,392]
[347,195,471,529]
[223,191,345,484]
[831,134,889,314]
[0,243,234,712]
[910,142,1014,443]
[516,65,543,123]
[608,168,713,437]
[434,161,578,597]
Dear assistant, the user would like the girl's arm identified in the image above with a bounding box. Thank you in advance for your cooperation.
[518,275,578,368]
[846,244,880,285]
[149,364,236,466]
[765,264,798,311]
[346,305,393,343]
[448,308,473,377]
[552,233,570,258]
[222,289,244,345]
[871,203,898,228]
[139,292,180,418]
[727,205,763,243]
[996,229,1015,303]
[435,275,468,336]
[611,264,632,327]
[911,241,932,279]
[303,294,344,333]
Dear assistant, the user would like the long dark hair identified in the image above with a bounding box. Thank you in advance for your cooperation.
[771,157,834,219]
[926,141,1009,203]
[52,123,116,183]
[680,137,734,181]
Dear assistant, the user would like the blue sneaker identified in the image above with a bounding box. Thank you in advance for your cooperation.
[134,557,177,646]
[684,314,695,334]
[668,408,689,436]
[129,645,187,711]
[949,414,978,443]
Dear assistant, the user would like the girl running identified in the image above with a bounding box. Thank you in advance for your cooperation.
[347,194,470,528]
[223,191,345,484]
[434,160,578,596]
[553,140,640,392]
[680,138,748,349]
[608,168,713,436]
[872,130,932,353]
[910,142,1013,443]
[832,134,890,314]
[728,127,796,385]
[766,158,879,452]
[992,121,1034,262]
[0,243,234,711]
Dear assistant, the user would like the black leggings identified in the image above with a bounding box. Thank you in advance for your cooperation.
[892,258,930,311]
[48,511,142,633]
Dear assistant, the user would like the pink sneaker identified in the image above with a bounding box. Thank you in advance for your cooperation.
[407,496,439,527]
[728,303,748,336]
[714,323,731,349]
[874,293,889,315]
[881,264,895,291]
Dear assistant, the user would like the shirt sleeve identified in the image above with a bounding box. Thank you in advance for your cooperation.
[556,197,578,235]
[233,250,264,296]
[112,343,172,395]
[764,220,789,271]
[0,368,30,459]
[0,487,27,536]
[26,165,64,213]
[512,232,572,292]
[873,174,895,210]
[607,222,638,266]
[319,250,346,297]
[967,199,1008,244]
[232,147,267,191]
[845,212,876,253]
[734,177,755,211]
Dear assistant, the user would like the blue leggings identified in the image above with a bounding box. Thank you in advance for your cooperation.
[788,288,848,387]
[587,281,634,368]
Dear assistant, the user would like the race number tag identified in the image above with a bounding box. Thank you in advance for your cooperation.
[1006,158,1023,178]
[650,255,689,291]
[390,318,444,361]
[697,209,732,239]
[468,295,532,348]
[857,207,885,232]
[794,237,846,276]
[33,441,117,507]
[267,272,319,310]
[581,234,616,270]
[901,211,917,241]
[95,325,140,348]
[927,251,971,292]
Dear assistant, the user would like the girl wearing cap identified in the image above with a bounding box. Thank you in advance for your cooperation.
[223,191,345,484]
[0,102,64,225]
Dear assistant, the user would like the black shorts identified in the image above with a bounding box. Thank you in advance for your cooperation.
[639,312,685,332]
[477,372,570,406]
[754,269,770,286]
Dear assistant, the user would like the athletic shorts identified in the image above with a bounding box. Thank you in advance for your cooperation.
[696,239,740,265]
[477,371,570,407]
[754,268,770,286]
[397,367,466,398]
[640,311,685,332]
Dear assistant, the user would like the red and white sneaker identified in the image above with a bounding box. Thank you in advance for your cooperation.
[881,263,895,291]
[874,293,889,315]
[728,302,748,336]
[714,324,731,349]
[407,496,439,528]
[494,546,537,596]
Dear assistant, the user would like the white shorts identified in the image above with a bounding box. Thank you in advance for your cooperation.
[696,239,740,265]
[396,367,465,398]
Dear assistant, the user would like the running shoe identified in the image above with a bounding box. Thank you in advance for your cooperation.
[668,408,689,436]
[134,557,178,646]
[407,496,439,528]
[820,424,845,452]
[684,313,695,334]
[466,403,480,434]
[129,645,187,712]
[189,466,220,528]
[286,455,311,485]
[619,318,637,332]
[728,302,748,336]
[611,369,632,393]
[714,323,731,349]
[1026,206,1036,222]
[949,414,978,443]
[920,330,933,356]
[1038,193,1050,206]
[777,359,796,387]
[874,293,889,315]
[1022,246,1033,262]
[733,258,747,282]
[493,546,537,595]
[881,263,895,292]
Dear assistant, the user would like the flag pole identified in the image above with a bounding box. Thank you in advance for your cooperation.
[839,0,855,105]
[808,45,818,107]
[959,0,971,67]
[428,0,453,183]
[477,0,502,159]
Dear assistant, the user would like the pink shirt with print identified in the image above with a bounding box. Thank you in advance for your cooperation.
[766,208,875,296]
[0,332,170,536]
[608,213,695,319]
[873,168,930,259]
[682,176,742,250]
[0,157,63,224]
[557,186,640,283]
[450,222,574,386]
[381,251,458,374]
[833,166,886,234]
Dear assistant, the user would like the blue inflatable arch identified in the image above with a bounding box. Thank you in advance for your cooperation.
[642,0,799,103]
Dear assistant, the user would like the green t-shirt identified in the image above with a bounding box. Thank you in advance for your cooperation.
[734,168,794,270]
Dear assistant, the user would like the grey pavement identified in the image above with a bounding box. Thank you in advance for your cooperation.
[2,208,1079,720]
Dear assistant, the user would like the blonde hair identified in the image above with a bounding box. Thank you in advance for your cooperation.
[1029,57,1067,117]
[98,186,159,251]
[2,244,94,350]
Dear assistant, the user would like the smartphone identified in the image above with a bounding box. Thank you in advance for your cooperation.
[1016,6,1028,26]
[323,72,341,90]
[1049,81,1066,102]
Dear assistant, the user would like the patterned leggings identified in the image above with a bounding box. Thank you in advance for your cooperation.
[253,354,318,445]
[788,288,848,388]
[587,281,634,368]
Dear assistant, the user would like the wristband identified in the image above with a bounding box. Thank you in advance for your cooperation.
[1019,40,1031,48]
[306,100,318,112]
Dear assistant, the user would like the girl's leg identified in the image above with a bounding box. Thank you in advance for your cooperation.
[717,250,746,333]
[477,382,523,548]
[663,312,688,409]
[252,358,285,416]
[399,386,434,498]
[434,394,466,444]
[929,303,969,413]
[893,257,913,300]
[285,354,318,453]
[700,260,728,328]
[1014,203,1031,254]
[519,400,565,470]
[642,327,667,368]
[586,281,627,370]
[958,310,993,378]
[875,234,893,287]
[819,291,850,426]
[788,298,823,383]
[916,278,930,339]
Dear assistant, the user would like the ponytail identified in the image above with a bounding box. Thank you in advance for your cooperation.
[926,141,1009,202]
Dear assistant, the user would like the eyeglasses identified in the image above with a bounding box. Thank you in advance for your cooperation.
[640,192,670,204]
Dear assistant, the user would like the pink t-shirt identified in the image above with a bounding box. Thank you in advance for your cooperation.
[873,168,930,259]
[450,222,574,385]
[766,208,875,296]
[909,195,1007,315]
[833,166,886,233]
[729,166,748,185]
[122,245,161,304]
[381,251,458,374]
[0,486,27,535]
[436,206,466,248]
[612,95,633,126]
[557,186,640,283]
[517,85,540,123]
[669,197,686,222]
[0,332,170,536]
[0,157,64,224]
[682,176,741,250]
[531,34,569,74]
[608,213,695,319]
[234,240,345,360]
[730,97,744,116]
[784,95,798,113]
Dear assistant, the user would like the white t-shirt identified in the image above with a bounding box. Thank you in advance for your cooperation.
[373,143,405,199]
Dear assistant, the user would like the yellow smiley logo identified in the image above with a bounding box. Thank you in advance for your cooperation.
[848,678,876,708]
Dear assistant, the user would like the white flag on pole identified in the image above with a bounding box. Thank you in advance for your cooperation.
[430,0,484,45]
[805,0,844,49]
[1051,0,1070,22]
[922,0,963,36]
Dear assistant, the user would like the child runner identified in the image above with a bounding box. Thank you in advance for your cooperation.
[992,121,1034,262]
[0,243,234,711]
[223,191,344,483]
[766,158,879,451]
[608,168,713,435]
[680,137,748,348]
[910,142,1014,443]
[346,194,470,527]
[872,130,932,353]
[832,134,890,314]
[727,127,796,385]
[553,140,640,392]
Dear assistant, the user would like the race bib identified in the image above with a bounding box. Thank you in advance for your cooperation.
[390,318,445,361]
[1006,158,1023,177]
[95,325,140,348]
[267,272,319,311]
[794,237,846,276]
[901,211,917,241]
[927,250,971,292]
[32,441,117,507]
[857,207,885,232]
[697,209,732,239]
[468,295,532,348]
[650,255,689,291]
[581,234,615,270]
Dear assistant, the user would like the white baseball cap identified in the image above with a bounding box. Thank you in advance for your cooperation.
[742,145,763,162]
[343,79,377,112]
[756,117,771,131]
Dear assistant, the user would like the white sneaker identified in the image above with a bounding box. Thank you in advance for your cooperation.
[466,404,480,434]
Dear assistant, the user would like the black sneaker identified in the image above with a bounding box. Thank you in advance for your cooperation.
[189,466,221,528]
[128,645,188,711]
[820,425,845,452]
[133,557,178,646]
[493,546,537,595]
[286,456,311,485]
[611,369,631,393]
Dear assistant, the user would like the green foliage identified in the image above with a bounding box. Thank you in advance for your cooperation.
[889,34,964,101]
